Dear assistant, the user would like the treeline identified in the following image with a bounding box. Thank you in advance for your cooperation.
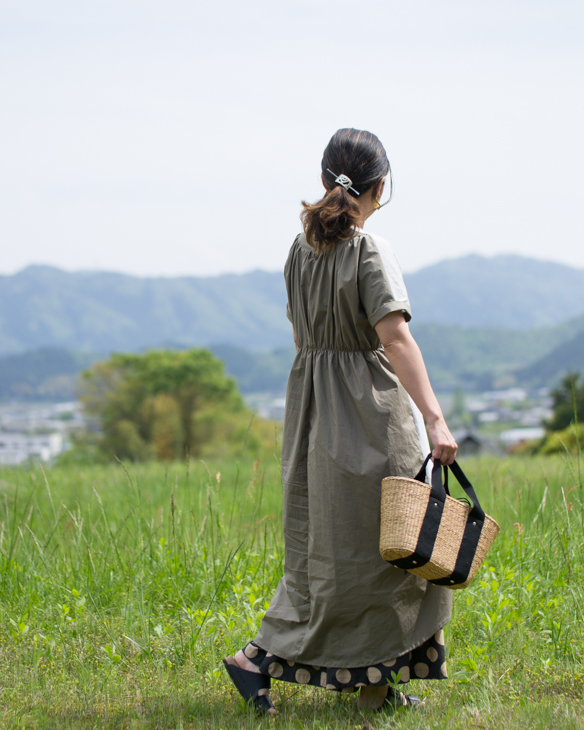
[65,349,279,464]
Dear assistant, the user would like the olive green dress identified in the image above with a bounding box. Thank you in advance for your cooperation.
[253,230,452,686]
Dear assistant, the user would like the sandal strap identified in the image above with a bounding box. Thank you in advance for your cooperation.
[223,658,273,714]
[380,687,423,711]
[255,694,275,712]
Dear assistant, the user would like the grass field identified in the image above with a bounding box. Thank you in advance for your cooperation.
[1,451,583,729]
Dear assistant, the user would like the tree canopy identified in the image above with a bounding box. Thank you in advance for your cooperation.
[79,349,255,461]
[545,372,584,432]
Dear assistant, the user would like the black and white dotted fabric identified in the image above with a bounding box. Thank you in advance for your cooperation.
[242,629,447,691]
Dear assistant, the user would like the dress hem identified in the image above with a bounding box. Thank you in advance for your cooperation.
[253,620,450,669]
[244,628,448,690]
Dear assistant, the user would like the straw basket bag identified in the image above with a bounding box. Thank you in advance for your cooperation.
[380,455,500,589]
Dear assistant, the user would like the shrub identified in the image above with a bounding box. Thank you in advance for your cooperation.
[540,423,584,455]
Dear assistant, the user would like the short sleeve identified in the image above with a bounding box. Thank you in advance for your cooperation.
[284,235,301,324]
[358,233,412,327]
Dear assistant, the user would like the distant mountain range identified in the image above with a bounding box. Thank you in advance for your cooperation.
[1,255,584,358]
[0,254,582,399]
[406,254,584,330]
[1,314,583,401]
[0,265,288,354]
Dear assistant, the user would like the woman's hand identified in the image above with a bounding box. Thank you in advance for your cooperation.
[427,418,458,465]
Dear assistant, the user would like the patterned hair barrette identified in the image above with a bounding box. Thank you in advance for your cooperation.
[326,168,360,196]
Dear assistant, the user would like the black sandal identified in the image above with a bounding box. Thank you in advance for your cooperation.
[379,686,424,711]
[223,656,276,714]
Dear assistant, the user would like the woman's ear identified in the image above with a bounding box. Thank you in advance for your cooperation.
[321,173,330,192]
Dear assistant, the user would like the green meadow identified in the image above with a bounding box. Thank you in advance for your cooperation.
[1,451,583,729]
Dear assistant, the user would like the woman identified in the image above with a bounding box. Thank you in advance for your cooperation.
[223,128,458,714]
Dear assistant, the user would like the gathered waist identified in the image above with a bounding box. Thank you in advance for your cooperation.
[297,345,382,354]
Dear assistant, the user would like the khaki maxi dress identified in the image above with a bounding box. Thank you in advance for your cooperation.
[244,230,452,690]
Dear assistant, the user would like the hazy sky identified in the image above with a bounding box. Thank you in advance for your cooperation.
[1,0,583,276]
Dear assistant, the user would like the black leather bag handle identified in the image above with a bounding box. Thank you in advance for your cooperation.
[414,454,449,500]
[414,454,485,522]
[448,460,485,522]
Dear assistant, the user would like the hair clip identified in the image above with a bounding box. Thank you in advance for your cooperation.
[326,168,360,196]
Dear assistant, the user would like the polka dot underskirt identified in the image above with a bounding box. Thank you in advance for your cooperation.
[243,629,447,691]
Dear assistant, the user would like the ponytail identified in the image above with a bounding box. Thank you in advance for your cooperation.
[300,186,360,254]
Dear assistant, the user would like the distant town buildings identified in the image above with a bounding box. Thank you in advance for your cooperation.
[0,432,63,465]
[0,401,83,466]
[0,386,558,466]
[499,427,546,449]
[451,429,503,458]
[466,387,553,428]
[246,387,553,456]
[244,394,286,422]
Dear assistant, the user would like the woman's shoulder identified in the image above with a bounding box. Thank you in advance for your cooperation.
[291,231,315,253]
[287,229,402,264]
[358,230,409,302]
[285,232,313,277]
[358,230,395,258]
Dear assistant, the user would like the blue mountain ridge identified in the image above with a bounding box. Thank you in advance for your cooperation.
[0,254,582,398]
[1,254,582,357]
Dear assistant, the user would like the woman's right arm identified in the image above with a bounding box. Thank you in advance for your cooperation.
[374,311,458,465]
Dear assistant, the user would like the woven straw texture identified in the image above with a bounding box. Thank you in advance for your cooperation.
[379,477,431,559]
[380,475,500,589]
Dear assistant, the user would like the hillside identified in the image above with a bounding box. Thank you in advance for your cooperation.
[3,315,583,401]
[0,265,289,355]
[410,320,581,390]
[1,255,583,357]
[214,319,584,394]
[0,348,99,401]
[516,328,584,386]
[405,254,584,329]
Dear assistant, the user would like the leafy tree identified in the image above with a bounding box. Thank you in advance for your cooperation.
[545,372,584,432]
[79,349,246,461]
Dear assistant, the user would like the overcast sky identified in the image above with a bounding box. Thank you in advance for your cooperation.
[1,0,583,277]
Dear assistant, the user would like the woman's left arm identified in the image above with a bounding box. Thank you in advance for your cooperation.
[375,311,458,465]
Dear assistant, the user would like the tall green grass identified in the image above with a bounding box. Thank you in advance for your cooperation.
[0,453,583,729]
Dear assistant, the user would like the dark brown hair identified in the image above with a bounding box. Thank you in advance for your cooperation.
[301,128,390,253]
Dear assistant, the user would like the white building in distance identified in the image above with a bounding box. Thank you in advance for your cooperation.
[0,432,64,466]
